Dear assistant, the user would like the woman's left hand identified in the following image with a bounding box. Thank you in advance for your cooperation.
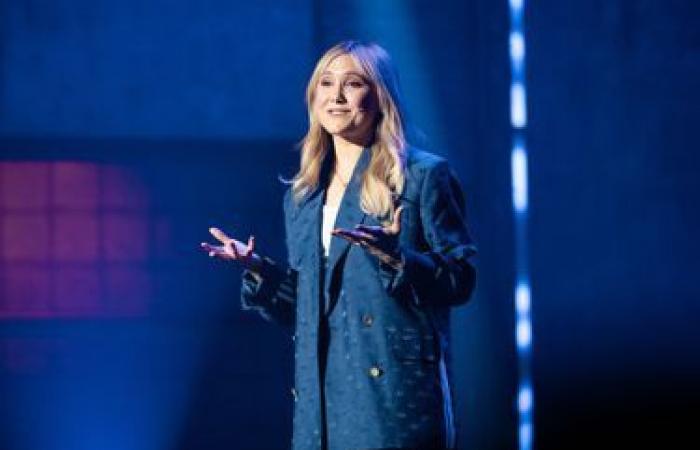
[332,206,404,270]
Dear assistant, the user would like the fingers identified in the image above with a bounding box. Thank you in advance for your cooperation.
[333,228,375,244]
[350,228,378,242]
[200,242,228,259]
[331,228,376,241]
[203,223,258,267]
[228,235,254,259]
[332,228,365,246]
[209,227,232,245]
[229,240,240,258]
[354,224,382,239]
[245,235,255,257]
[385,205,404,235]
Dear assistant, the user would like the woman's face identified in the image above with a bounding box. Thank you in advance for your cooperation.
[312,54,378,144]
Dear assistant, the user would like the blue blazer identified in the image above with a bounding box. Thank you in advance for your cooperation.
[241,147,477,450]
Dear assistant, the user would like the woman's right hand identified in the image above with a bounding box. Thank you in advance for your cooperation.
[200,227,261,272]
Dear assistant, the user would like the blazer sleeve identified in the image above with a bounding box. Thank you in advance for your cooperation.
[240,188,298,326]
[380,160,477,307]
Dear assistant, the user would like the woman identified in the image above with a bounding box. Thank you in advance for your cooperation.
[201,41,477,450]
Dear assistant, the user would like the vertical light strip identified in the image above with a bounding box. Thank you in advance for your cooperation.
[509,1,534,450]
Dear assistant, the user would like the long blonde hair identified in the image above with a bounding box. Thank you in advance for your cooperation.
[292,41,408,221]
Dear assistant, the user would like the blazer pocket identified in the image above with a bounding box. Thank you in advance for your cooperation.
[389,329,438,363]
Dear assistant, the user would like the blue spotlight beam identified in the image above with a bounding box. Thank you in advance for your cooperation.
[509,1,534,450]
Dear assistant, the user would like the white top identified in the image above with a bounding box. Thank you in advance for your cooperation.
[322,204,340,257]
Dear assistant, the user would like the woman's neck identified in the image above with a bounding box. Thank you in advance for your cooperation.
[332,136,366,178]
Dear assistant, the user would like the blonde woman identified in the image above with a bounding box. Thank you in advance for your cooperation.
[201,41,477,450]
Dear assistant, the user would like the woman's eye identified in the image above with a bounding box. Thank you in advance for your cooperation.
[346,80,364,88]
[319,80,333,87]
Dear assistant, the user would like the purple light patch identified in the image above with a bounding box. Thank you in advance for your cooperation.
[0,161,156,320]
[102,165,150,209]
[2,213,50,262]
[53,267,102,315]
[103,213,149,262]
[53,162,99,209]
[1,267,51,317]
[53,212,99,262]
[0,162,50,209]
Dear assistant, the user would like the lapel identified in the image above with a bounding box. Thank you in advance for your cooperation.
[294,183,324,268]
[291,147,373,316]
[289,182,323,326]
[323,147,372,297]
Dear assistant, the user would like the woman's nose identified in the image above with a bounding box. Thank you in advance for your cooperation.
[333,86,346,103]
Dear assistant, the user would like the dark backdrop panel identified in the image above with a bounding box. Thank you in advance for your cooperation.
[527,1,700,447]
[0,0,312,139]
